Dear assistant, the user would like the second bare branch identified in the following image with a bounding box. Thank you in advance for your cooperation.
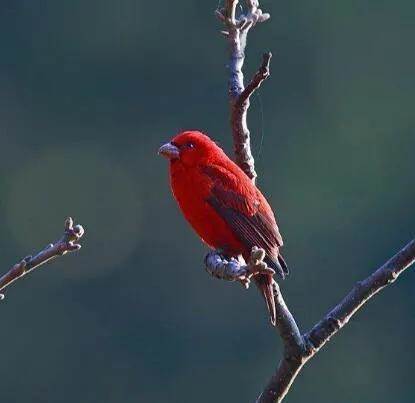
[0,217,85,298]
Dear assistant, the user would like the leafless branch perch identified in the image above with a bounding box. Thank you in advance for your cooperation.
[205,0,274,302]
[205,246,276,289]
[207,1,415,402]
[0,217,85,298]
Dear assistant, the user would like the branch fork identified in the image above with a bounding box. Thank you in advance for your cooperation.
[209,238,415,403]
[215,0,271,182]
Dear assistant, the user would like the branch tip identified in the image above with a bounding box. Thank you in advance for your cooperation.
[258,12,270,23]
[0,217,85,297]
[236,51,272,107]
[214,9,226,22]
[65,216,74,230]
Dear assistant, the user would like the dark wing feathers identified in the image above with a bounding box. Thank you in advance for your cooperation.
[203,164,283,260]
[207,188,288,278]
[208,192,281,253]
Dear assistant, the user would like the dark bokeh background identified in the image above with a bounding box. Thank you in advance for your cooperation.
[0,1,414,402]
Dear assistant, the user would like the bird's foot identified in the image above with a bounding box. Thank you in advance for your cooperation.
[237,247,275,289]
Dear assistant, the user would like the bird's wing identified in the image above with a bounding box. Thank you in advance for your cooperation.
[202,165,283,257]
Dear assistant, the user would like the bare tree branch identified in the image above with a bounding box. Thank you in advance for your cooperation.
[205,0,274,303]
[306,239,415,350]
[0,217,85,298]
[216,0,270,182]
[257,239,415,403]
[209,2,415,402]
[272,281,304,356]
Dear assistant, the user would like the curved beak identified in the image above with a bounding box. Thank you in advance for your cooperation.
[158,142,180,160]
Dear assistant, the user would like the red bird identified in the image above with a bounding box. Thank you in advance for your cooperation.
[159,131,288,325]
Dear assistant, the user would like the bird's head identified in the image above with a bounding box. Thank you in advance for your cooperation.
[158,131,223,167]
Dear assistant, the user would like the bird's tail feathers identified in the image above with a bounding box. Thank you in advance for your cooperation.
[278,254,289,276]
[255,275,276,326]
[264,253,289,279]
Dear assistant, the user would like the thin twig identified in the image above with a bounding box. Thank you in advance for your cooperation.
[0,217,85,298]
[237,52,272,107]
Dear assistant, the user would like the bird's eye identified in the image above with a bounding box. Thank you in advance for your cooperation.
[186,142,195,149]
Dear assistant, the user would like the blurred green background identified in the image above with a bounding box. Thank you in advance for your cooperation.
[0,1,414,402]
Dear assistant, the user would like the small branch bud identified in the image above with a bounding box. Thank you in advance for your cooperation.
[214,9,226,22]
